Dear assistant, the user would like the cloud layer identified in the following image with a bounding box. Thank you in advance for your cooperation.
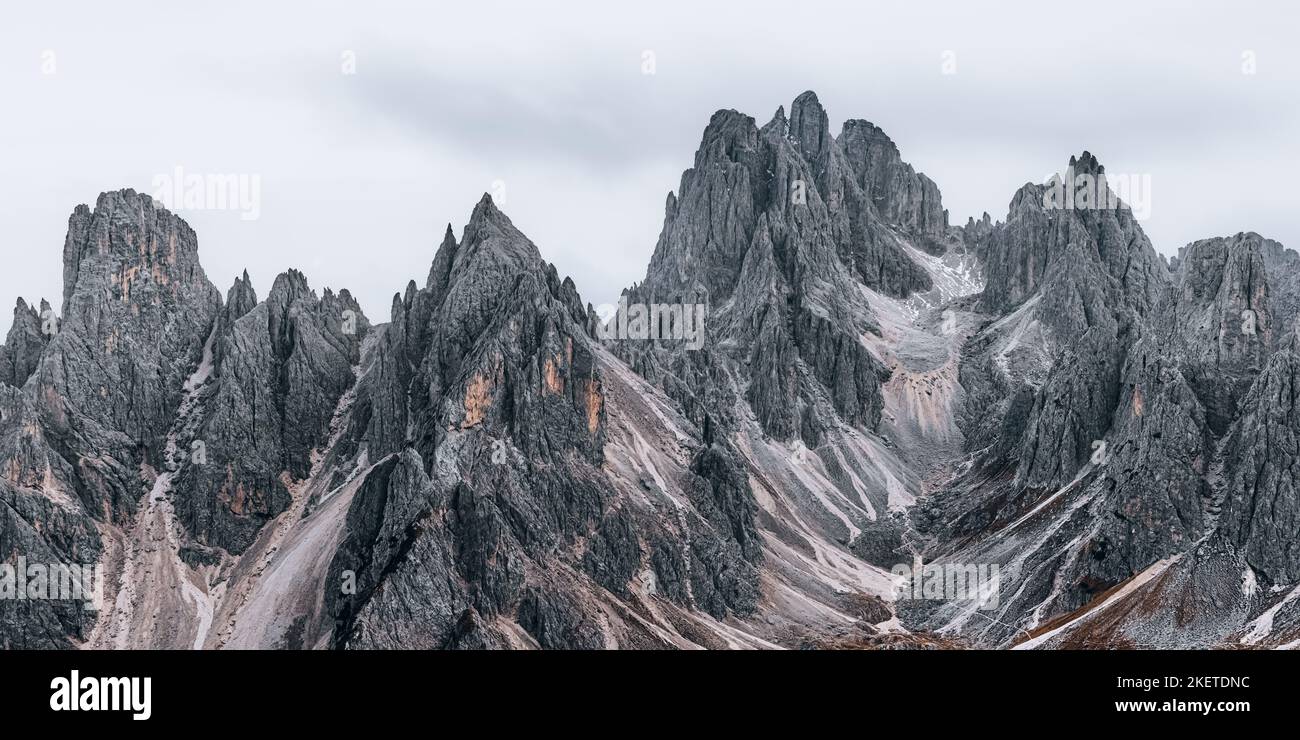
[1,0,1295,334]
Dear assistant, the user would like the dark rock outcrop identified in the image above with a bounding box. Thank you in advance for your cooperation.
[6,94,1299,653]
[173,270,369,554]
[961,153,1169,491]
[32,190,221,522]
[1219,326,1300,585]
[615,92,956,446]
[0,299,52,389]
[916,163,1300,644]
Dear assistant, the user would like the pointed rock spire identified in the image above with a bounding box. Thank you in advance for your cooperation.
[427,223,459,292]
[224,269,258,324]
[0,297,49,388]
[789,91,831,163]
[762,105,788,137]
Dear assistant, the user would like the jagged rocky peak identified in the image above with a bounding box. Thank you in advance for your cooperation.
[838,117,947,240]
[323,197,669,649]
[60,188,216,317]
[951,151,1172,509]
[643,108,760,305]
[225,269,258,320]
[265,268,370,366]
[1069,150,1102,173]
[790,89,950,241]
[642,90,955,309]
[961,211,995,246]
[764,104,788,136]
[459,193,544,267]
[382,193,596,461]
[426,223,459,292]
[0,189,228,642]
[53,188,222,363]
[624,90,971,444]
[269,267,311,300]
[30,190,221,521]
[214,269,259,367]
[12,97,1300,653]
[2,184,768,650]
[977,150,1166,327]
[420,194,586,333]
[925,149,1300,645]
[0,298,52,388]
[1175,232,1300,344]
[174,266,368,554]
[1220,320,1300,585]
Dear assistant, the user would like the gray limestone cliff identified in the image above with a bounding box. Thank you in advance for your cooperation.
[3,94,1298,652]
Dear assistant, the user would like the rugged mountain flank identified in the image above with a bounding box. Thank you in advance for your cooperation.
[911,161,1300,647]
[172,269,369,555]
[2,189,221,647]
[3,94,1298,651]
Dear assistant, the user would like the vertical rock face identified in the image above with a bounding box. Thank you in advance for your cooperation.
[976,153,1165,323]
[5,92,1300,652]
[838,119,947,249]
[32,190,221,522]
[959,153,1169,491]
[1050,234,1272,609]
[1167,234,1272,433]
[172,270,369,554]
[622,92,960,448]
[325,196,762,649]
[1211,236,1300,588]
[0,299,51,389]
[1257,235,1300,335]
[2,190,222,647]
[1219,326,1300,585]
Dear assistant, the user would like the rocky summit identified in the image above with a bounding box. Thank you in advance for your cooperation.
[3,92,1299,650]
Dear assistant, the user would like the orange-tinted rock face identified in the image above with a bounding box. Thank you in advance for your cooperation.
[583,377,603,435]
[543,338,575,396]
[463,371,493,428]
[542,356,564,395]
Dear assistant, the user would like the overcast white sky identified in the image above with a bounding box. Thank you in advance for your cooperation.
[1,0,1296,335]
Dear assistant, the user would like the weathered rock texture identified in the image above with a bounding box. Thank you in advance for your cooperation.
[617,91,964,451]
[173,270,369,554]
[35,190,222,522]
[321,196,763,649]
[911,160,1300,648]
[0,299,52,389]
[3,95,1298,651]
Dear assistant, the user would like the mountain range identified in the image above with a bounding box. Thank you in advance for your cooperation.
[3,91,1298,650]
